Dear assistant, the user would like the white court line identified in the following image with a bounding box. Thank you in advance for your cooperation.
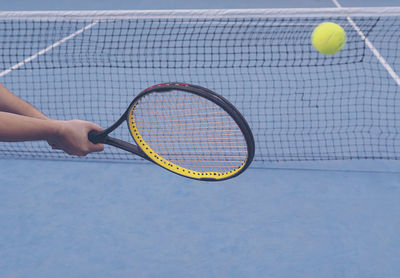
[332,0,400,87]
[0,21,98,77]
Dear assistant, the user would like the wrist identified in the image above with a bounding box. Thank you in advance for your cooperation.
[45,120,64,142]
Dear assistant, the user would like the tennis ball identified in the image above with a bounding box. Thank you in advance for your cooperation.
[312,22,346,55]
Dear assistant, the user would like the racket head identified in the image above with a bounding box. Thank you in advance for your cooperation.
[126,83,255,181]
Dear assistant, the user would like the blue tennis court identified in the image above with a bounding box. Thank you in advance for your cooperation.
[1,0,400,277]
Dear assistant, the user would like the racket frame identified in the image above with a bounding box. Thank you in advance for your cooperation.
[89,83,255,181]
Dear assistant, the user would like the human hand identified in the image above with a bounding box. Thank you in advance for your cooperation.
[47,120,104,156]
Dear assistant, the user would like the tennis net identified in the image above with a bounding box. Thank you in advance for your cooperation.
[0,8,399,163]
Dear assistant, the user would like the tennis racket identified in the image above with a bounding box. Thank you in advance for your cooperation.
[88,83,255,181]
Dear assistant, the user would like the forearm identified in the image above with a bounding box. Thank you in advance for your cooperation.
[0,83,49,120]
[0,111,58,142]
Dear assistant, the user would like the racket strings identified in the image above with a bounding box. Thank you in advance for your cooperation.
[132,90,248,173]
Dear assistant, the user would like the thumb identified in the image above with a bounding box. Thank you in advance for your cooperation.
[86,122,103,132]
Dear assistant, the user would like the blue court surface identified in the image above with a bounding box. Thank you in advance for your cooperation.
[1,0,400,278]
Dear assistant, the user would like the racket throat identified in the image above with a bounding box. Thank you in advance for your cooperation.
[105,136,150,161]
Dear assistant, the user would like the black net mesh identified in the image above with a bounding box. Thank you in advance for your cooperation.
[0,11,399,163]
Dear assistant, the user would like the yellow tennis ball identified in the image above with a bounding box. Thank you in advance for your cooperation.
[312,22,346,55]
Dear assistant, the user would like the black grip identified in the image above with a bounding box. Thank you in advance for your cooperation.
[88,130,106,144]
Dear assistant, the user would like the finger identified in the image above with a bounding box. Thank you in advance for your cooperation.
[64,149,73,156]
[90,143,104,152]
[86,122,103,132]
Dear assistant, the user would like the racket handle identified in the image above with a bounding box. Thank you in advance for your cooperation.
[88,130,106,144]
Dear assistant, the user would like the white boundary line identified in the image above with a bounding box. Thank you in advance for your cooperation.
[332,0,400,87]
[0,21,97,77]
